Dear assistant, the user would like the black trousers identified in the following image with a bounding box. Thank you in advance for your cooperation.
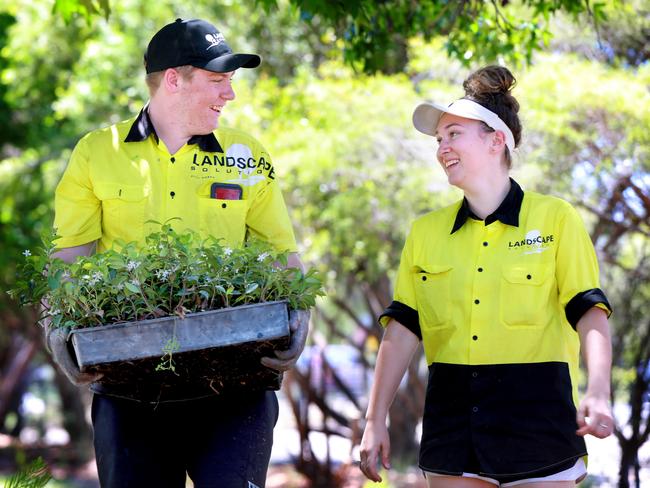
[91,390,279,488]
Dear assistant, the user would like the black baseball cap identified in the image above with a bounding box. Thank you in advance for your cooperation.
[144,18,261,74]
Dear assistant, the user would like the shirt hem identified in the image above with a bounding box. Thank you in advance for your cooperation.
[419,452,587,479]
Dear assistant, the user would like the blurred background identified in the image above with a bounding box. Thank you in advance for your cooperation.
[0,0,648,487]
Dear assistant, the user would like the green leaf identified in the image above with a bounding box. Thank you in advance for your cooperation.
[245,283,259,294]
[124,282,141,293]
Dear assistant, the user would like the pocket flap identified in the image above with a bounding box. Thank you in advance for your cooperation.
[412,264,453,275]
[502,264,551,285]
[95,183,149,202]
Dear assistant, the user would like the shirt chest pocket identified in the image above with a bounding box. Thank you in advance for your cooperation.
[500,264,554,328]
[412,264,453,330]
[198,197,250,247]
[95,183,148,244]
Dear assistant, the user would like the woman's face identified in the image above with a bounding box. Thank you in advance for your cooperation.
[435,113,495,189]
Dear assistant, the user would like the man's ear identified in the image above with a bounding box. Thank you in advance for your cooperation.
[162,68,182,93]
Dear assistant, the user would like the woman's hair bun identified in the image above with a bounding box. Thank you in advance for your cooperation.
[463,65,519,113]
[462,65,522,150]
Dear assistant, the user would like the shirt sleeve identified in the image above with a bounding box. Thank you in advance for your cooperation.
[379,228,422,340]
[555,201,612,329]
[53,136,103,249]
[245,148,297,253]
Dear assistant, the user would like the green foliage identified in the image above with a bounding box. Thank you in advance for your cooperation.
[546,0,650,67]
[53,0,111,22]
[257,0,606,73]
[33,0,625,73]
[3,457,52,488]
[9,224,324,329]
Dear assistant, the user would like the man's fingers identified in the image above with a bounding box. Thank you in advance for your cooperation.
[274,337,300,360]
[260,356,292,372]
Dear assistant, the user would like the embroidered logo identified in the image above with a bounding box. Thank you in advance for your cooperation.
[190,143,275,180]
[248,482,260,488]
[205,32,226,50]
[508,229,554,254]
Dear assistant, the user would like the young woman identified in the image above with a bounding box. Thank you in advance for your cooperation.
[359,66,613,487]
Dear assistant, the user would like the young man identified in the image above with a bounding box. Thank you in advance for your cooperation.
[47,18,308,488]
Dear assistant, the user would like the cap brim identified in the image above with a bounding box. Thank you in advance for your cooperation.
[198,53,261,72]
[413,102,451,136]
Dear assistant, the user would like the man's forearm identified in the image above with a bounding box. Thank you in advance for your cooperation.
[52,241,97,264]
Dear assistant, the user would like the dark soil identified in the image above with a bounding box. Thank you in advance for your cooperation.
[84,336,290,402]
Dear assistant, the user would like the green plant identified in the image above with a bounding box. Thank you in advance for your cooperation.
[3,457,52,488]
[9,223,324,331]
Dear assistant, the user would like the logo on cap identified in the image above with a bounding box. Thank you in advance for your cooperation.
[205,33,225,50]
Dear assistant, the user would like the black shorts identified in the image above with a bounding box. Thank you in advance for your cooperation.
[91,390,279,488]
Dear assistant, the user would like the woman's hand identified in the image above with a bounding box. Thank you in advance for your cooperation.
[576,391,613,438]
[359,418,391,482]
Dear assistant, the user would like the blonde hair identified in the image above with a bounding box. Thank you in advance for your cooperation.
[145,65,196,94]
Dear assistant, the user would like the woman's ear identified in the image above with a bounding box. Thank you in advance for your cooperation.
[490,130,507,153]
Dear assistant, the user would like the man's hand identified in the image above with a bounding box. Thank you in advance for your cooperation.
[45,327,103,386]
[261,309,310,372]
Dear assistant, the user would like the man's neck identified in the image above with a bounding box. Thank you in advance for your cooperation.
[147,101,189,155]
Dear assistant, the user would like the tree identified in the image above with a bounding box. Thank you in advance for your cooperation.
[517,56,650,487]
[49,0,613,73]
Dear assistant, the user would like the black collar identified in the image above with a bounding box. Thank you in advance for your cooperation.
[124,106,224,153]
[451,178,524,234]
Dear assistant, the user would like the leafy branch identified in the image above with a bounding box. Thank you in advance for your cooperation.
[8,224,325,331]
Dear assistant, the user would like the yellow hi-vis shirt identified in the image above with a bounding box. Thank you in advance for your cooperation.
[54,108,297,253]
[380,179,611,478]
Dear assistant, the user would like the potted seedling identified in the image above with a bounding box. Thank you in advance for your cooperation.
[10,224,324,397]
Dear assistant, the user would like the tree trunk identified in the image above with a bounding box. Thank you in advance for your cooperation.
[51,368,94,465]
[0,336,38,428]
[618,442,636,488]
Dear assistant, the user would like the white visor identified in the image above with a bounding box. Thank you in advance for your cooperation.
[413,98,515,153]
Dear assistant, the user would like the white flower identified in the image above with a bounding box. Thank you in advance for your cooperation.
[87,271,103,286]
[155,269,171,280]
[126,260,141,271]
[116,283,125,290]
[224,247,233,256]
[22,250,31,257]
[257,252,270,262]
[131,279,140,287]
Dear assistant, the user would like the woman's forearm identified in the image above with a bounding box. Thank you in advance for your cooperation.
[577,306,612,396]
[365,319,421,421]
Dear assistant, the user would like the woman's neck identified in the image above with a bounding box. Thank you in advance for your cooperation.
[464,176,512,220]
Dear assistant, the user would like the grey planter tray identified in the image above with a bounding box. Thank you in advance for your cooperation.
[69,301,290,397]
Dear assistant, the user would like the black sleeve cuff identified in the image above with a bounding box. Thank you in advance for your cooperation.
[379,300,422,340]
[565,288,612,329]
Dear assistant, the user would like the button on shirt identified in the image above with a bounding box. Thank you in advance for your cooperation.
[54,107,297,253]
[380,179,612,478]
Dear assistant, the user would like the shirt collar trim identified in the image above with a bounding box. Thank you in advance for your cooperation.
[123,106,224,153]
[450,178,523,234]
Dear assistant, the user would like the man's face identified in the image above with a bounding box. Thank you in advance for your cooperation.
[177,68,236,135]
